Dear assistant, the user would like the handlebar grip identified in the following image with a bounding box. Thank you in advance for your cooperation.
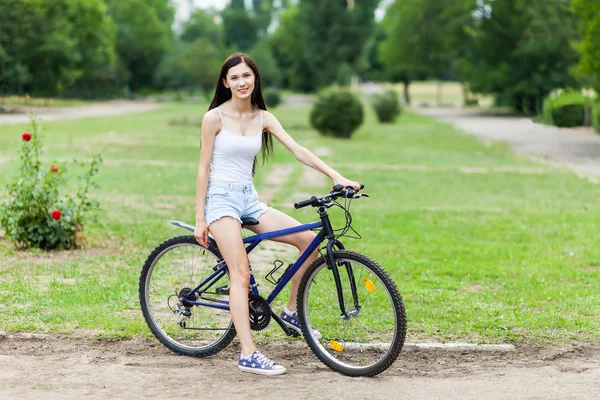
[294,196,318,209]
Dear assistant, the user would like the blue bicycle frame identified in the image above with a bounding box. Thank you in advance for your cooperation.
[170,197,360,336]
[184,220,325,311]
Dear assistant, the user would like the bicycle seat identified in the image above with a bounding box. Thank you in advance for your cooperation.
[242,217,259,226]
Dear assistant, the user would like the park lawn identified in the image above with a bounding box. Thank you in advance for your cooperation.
[0,101,598,345]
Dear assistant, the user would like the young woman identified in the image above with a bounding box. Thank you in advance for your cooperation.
[194,53,361,376]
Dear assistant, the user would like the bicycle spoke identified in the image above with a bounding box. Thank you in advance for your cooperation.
[300,253,405,375]
[141,238,235,354]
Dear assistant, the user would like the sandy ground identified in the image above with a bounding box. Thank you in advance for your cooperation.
[1,335,598,400]
[0,101,160,125]
[417,107,600,181]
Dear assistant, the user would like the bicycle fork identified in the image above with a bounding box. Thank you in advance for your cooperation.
[325,240,361,319]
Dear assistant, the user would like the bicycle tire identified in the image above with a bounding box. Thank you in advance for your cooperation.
[297,250,406,376]
[139,235,236,357]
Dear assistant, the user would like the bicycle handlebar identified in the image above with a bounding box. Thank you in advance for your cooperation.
[294,183,366,209]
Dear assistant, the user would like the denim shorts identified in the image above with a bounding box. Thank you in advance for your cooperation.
[205,181,270,226]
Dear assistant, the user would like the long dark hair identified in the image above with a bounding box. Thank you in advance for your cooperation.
[208,53,274,174]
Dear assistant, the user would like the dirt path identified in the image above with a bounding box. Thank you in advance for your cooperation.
[0,100,160,125]
[418,107,600,182]
[1,335,598,399]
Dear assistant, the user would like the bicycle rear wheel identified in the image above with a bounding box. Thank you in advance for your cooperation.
[297,250,406,376]
[139,235,235,357]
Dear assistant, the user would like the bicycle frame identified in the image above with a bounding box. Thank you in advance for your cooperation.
[182,206,358,319]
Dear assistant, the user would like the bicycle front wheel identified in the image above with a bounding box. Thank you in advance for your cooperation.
[297,250,406,376]
[139,235,235,357]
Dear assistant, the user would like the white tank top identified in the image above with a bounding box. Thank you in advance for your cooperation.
[209,107,263,184]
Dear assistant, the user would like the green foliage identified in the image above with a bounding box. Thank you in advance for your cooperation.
[249,41,282,88]
[252,0,276,35]
[359,22,388,82]
[298,0,380,90]
[380,0,472,84]
[108,0,174,91]
[0,0,117,96]
[154,37,221,93]
[572,0,600,92]
[310,89,364,138]
[0,116,102,250]
[270,6,314,92]
[185,38,222,93]
[457,0,580,114]
[592,102,600,132]
[371,90,401,123]
[263,88,281,108]
[542,91,592,127]
[181,9,222,45]
[222,8,258,52]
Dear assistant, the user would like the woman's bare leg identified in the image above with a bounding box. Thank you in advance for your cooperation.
[249,208,318,311]
[208,217,256,356]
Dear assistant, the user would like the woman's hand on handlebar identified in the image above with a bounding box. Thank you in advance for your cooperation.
[334,176,362,191]
[194,220,209,248]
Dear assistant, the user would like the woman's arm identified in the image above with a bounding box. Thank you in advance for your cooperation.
[263,111,361,190]
[195,109,220,246]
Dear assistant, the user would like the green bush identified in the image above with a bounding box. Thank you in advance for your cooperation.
[593,102,600,133]
[0,115,102,250]
[553,105,585,127]
[310,89,364,138]
[542,91,593,127]
[371,90,401,123]
[263,88,282,109]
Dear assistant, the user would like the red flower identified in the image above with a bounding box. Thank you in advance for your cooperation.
[50,164,59,173]
[51,210,62,220]
[22,132,32,141]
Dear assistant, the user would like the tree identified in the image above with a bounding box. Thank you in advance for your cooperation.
[222,8,259,51]
[0,0,117,97]
[185,37,222,94]
[249,41,281,88]
[572,0,600,92]
[181,9,222,45]
[252,0,275,35]
[108,0,174,91]
[155,37,222,95]
[457,0,580,114]
[270,6,314,91]
[298,0,380,90]
[380,0,475,104]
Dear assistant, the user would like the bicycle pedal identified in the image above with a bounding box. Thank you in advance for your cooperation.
[215,285,230,295]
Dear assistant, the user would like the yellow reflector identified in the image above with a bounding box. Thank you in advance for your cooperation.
[330,340,344,352]
[364,278,376,293]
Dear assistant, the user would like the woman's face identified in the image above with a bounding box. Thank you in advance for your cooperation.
[223,62,255,100]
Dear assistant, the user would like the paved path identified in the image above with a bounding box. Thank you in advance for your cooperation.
[418,107,600,181]
[0,101,160,125]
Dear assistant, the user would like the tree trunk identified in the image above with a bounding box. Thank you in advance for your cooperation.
[403,78,411,105]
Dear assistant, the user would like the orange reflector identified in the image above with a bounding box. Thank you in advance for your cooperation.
[364,278,376,293]
[330,340,344,352]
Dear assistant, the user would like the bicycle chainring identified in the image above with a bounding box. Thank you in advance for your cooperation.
[248,294,271,331]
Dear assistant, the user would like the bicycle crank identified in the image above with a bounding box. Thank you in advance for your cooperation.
[248,294,271,331]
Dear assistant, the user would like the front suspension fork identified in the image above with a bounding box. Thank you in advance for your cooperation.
[326,240,360,318]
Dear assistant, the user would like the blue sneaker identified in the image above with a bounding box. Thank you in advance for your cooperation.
[238,350,286,376]
[280,308,322,340]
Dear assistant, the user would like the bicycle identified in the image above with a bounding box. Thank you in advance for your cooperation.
[139,184,407,377]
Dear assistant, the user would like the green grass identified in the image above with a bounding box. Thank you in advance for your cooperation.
[0,101,599,345]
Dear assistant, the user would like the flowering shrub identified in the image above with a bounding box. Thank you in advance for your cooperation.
[0,115,102,250]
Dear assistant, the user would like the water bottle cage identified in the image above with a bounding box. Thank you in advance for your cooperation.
[265,259,292,285]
